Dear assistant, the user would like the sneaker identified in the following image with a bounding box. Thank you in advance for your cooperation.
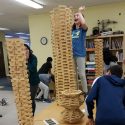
[42,99,52,103]
[35,98,42,102]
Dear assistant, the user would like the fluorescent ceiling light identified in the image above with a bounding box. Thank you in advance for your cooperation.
[16,33,30,36]
[5,35,13,38]
[16,32,25,35]
[15,0,43,9]
[0,27,9,31]
[19,36,29,39]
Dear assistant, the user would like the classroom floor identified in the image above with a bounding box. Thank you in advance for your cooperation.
[0,77,51,125]
[0,77,88,125]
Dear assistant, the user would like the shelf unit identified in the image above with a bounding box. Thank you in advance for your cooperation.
[86,34,125,85]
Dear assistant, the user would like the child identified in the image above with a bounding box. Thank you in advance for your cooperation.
[72,6,88,95]
[85,65,125,125]
[103,47,118,73]
[24,44,39,116]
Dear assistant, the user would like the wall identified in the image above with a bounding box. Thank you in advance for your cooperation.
[29,13,52,69]
[29,2,125,68]
[0,32,9,75]
[86,2,125,35]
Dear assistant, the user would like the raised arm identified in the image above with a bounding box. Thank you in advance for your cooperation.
[78,6,88,30]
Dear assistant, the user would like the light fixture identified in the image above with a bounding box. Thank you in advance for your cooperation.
[5,35,13,38]
[0,27,9,31]
[15,0,43,9]
[19,36,29,40]
[16,32,25,35]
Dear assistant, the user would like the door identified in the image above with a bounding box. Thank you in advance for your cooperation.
[0,42,6,77]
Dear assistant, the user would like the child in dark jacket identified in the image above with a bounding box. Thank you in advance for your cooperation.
[103,47,118,73]
[24,44,40,116]
[85,65,125,125]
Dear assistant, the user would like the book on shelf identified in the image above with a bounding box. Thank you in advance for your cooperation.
[86,62,95,65]
[86,68,95,70]
[86,76,95,79]
[86,64,95,68]
[86,69,95,72]
[86,48,95,51]
[103,37,123,49]
[103,39,110,48]
[87,80,94,84]
[86,40,95,48]
[89,54,95,62]
[111,38,122,49]
[86,73,95,76]
[116,51,123,62]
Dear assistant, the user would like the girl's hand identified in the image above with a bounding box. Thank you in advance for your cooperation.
[79,6,85,12]
[86,118,95,125]
[25,47,29,60]
[123,59,125,64]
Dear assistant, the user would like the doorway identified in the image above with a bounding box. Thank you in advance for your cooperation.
[0,42,6,77]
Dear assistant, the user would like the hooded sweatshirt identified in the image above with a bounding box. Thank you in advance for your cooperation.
[85,75,125,125]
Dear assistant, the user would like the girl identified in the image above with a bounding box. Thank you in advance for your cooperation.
[72,6,88,96]
[24,44,40,116]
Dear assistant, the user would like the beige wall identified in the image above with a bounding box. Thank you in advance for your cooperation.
[29,13,52,69]
[29,2,125,69]
[86,2,125,35]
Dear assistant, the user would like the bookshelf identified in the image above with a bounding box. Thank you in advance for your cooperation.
[86,34,125,85]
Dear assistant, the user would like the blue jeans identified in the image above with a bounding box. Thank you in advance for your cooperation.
[39,74,51,86]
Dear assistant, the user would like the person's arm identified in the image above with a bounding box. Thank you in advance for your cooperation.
[85,77,100,120]
[123,89,125,106]
[38,66,42,74]
[123,59,125,64]
[86,118,95,125]
[28,55,37,73]
[48,62,52,74]
[48,68,51,74]
[78,6,88,30]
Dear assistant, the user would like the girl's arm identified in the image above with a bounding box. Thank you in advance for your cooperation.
[78,6,88,30]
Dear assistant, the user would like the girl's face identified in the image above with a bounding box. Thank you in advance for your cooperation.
[105,70,111,75]
[24,47,29,60]
[74,13,80,25]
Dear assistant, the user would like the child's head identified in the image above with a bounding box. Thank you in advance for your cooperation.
[107,65,123,78]
[72,13,84,30]
[103,47,118,65]
[47,57,53,62]
[74,13,83,25]
[24,44,33,60]
[103,47,111,65]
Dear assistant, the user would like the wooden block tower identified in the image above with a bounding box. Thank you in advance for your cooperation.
[6,39,33,125]
[50,5,84,124]
[50,5,77,104]
[94,39,103,77]
[61,90,84,123]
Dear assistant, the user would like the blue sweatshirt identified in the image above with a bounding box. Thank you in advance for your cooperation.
[85,75,125,125]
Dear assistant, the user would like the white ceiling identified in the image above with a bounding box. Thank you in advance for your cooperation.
[0,0,124,34]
